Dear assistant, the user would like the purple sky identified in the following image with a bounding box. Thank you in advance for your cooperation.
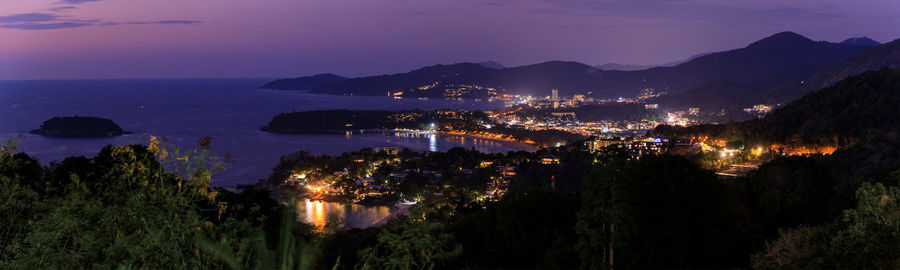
[1,0,898,80]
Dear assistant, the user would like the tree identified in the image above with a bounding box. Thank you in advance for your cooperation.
[577,154,746,269]
[0,138,42,261]
[753,182,900,269]
[356,221,462,270]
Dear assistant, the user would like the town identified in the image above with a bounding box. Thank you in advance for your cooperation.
[266,88,838,207]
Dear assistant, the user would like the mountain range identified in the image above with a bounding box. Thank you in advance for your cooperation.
[263,32,897,111]
[655,68,900,150]
[594,52,712,71]
[660,36,898,111]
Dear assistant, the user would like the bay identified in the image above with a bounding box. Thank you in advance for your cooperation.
[0,78,535,187]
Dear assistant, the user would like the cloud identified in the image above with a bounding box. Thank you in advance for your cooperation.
[0,10,200,30]
[1,16,202,30]
[56,0,103,4]
[152,20,202,25]
[0,22,92,30]
[536,0,846,22]
[48,6,78,12]
[102,20,203,26]
[0,13,58,23]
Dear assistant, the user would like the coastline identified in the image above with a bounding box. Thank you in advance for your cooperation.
[29,129,133,138]
[370,129,540,149]
[262,127,540,150]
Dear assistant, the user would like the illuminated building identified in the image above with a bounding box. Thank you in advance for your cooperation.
[541,155,560,164]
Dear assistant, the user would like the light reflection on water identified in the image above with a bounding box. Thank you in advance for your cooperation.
[296,199,393,231]
[429,134,437,152]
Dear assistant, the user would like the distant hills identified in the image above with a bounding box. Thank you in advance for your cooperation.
[263,31,896,112]
[261,73,347,90]
[759,68,900,145]
[594,53,711,71]
[479,61,506,69]
[809,38,899,88]
[841,37,881,47]
[655,68,900,149]
[660,36,898,112]
[594,62,654,71]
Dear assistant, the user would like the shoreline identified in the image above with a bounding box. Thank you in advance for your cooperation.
[262,127,540,150]
[29,129,133,138]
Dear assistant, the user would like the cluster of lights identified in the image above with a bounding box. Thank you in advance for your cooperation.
[720,148,740,158]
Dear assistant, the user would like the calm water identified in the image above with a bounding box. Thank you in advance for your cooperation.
[0,79,535,188]
[296,199,414,230]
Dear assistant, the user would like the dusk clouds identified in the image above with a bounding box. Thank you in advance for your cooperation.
[0,0,898,80]
[47,6,78,12]
[0,13,59,23]
[56,0,103,4]
[0,1,199,30]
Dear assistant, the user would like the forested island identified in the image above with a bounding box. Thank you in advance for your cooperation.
[30,116,131,137]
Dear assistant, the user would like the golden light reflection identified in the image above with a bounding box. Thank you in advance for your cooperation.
[313,200,325,229]
[297,199,394,232]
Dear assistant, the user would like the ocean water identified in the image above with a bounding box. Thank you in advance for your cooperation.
[0,78,535,187]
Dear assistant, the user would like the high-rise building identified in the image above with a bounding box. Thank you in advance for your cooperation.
[551,89,559,101]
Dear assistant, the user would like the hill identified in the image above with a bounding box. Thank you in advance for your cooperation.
[809,38,900,88]
[594,62,654,71]
[841,37,881,47]
[479,61,506,69]
[660,36,895,112]
[262,32,872,99]
[654,68,900,148]
[260,73,348,90]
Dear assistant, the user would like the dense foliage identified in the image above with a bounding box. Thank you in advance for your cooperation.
[2,134,899,268]
[0,137,300,269]
[654,68,900,148]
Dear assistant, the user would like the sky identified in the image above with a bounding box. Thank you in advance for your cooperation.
[0,0,898,80]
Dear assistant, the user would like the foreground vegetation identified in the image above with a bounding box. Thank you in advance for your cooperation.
[3,68,899,269]
[2,133,898,269]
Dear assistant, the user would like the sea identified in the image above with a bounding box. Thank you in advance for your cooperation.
[0,78,535,188]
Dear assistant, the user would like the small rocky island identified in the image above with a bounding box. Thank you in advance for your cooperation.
[31,116,131,137]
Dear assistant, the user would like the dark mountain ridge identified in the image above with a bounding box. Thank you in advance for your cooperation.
[809,38,900,88]
[260,73,347,90]
[262,32,875,103]
[654,68,900,148]
[595,62,655,71]
[841,37,880,47]
[660,36,897,112]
